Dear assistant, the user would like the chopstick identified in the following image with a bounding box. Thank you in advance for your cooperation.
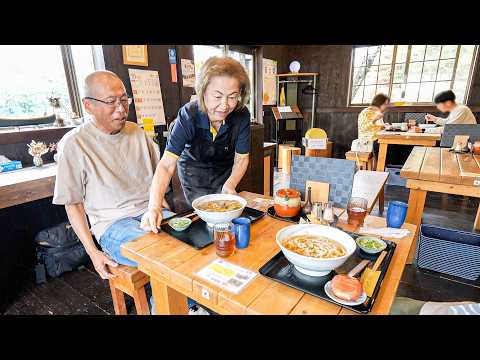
[160,211,197,226]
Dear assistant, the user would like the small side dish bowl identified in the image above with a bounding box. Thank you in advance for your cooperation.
[168,217,192,232]
[356,236,387,254]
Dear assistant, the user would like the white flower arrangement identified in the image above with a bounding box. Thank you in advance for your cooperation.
[27,140,49,157]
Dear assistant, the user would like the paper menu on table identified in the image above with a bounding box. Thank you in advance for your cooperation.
[195,259,257,295]
[277,106,292,113]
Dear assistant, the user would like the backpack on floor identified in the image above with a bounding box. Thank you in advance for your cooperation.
[34,222,90,283]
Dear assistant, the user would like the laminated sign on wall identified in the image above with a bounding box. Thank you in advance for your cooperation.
[263,58,277,105]
[181,59,196,88]
[128,68,166,125]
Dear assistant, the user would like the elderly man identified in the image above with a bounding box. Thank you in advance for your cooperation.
[53,70,173,281]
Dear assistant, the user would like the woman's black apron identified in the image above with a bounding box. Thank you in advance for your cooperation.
[176,106,241,205]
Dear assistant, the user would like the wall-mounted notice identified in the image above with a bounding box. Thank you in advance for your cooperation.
[168,48,178,83]
[263,58,277,105]
[128,68,166,125]
[181,58,196,88]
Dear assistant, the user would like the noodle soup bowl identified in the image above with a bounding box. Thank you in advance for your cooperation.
[192,194,247,227]
[276,224,356,277]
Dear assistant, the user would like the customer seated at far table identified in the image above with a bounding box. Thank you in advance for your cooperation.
[424,90,477,133]
[357,93,390,168]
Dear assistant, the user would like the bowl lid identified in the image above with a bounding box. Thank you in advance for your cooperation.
[276,188,300,198]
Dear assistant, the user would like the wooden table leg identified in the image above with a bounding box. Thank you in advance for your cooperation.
[151,278,189,315]
[474,204,480,231]
[405,188,427,264]
[376,143,388,172]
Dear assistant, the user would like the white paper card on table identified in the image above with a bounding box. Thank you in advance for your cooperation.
[195,259,257,295]
[128,68,166,125]
[277,106,292,113]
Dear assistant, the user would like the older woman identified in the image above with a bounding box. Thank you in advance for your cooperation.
[141,56,251,232]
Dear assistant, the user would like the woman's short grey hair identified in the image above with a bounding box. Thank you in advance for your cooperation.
[196,56,251,113]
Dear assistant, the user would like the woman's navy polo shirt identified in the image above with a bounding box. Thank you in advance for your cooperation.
[165,100,251,160]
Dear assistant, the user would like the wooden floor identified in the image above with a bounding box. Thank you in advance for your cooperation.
[3,184,480,315]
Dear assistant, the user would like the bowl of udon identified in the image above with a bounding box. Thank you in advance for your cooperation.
[276,224,356,276]
[192,193,247,226]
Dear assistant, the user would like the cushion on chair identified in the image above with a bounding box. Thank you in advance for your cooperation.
[290,155,356,209]
[440,124,480,147]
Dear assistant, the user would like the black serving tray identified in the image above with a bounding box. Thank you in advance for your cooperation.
[161,207,266,250]
[258,232,397,314]
[267,206,305,223]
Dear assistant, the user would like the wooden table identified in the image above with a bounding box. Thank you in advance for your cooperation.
[352,170,389,213]
[400,146,480,263]
[376,131,441,172]
[0,163,56,209]
[121,191,416,315]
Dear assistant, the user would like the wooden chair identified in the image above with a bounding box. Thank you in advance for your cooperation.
[108,264,151,315]
[345,151,374,170]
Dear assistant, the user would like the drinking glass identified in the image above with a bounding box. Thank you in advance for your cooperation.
[213,222,235,257]
[386,201,408,228]
[347,197,368,227]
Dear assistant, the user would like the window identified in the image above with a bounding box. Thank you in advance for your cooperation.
[350,45,477,105]
[193,45,224,84]
[0,45,98,122]
[193,45,256,119]
[228,48,255,118]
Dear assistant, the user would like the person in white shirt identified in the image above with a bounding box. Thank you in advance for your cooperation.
[424,90,477,133]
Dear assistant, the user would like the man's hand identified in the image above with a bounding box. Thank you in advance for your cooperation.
[221,181,237,195]
[89,249,118,279]
[425,114,437,123]
[140,207,163,233]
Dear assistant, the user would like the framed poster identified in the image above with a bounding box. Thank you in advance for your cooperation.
[122,45,149,66]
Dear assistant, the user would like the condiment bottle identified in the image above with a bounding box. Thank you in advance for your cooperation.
[323,201,334,225]
[302,187,313,217]
[313,202,323,223]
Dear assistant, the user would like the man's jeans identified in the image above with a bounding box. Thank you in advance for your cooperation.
[99,210,175,314]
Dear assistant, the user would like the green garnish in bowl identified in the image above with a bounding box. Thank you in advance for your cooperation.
[356,236,387,254]
[168,217,192,231]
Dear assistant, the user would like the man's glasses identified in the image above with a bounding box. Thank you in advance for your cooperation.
[84,96,133,108]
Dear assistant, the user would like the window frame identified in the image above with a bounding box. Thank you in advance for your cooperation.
[348,45,478,107]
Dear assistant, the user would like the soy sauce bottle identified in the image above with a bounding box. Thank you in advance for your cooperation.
[302,186,313,217]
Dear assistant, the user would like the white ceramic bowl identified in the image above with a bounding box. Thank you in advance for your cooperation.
[192,194,247,226]
[419,123,437,129]
[276,224,357,277]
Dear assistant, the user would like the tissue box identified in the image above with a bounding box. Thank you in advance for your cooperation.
[0,160,23,173]
[302,137,327,149]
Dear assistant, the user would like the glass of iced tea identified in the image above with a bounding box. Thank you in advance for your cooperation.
[213,222,235,257]
[347,197,368,227]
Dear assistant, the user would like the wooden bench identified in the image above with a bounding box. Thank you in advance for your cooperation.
[108,265,150,315]
[345,151,374,170]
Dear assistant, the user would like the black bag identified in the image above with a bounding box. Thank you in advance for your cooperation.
[34,222,90,282]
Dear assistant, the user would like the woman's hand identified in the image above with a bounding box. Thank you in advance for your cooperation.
[140,207,163,234]
[89,249,118,280]
[221,181,237,195]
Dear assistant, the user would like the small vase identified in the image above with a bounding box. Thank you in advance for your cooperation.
[33,155,43,167]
